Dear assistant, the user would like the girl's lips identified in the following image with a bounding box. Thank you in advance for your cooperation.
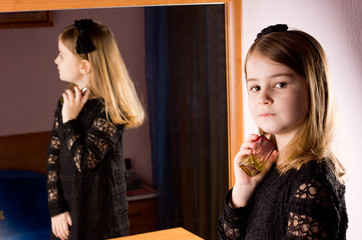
[259,113,276,117]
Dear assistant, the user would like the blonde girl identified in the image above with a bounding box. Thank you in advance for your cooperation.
[47,19,144,240]
[218,24,348,239]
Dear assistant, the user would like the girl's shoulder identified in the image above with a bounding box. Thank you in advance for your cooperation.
[85,97,105,111]
[288,159,345,200]
[82,98,108,120]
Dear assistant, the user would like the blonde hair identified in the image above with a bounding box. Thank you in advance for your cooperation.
[59,21,145,128]
[245,29,345,180]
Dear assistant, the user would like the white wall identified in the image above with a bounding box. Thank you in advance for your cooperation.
[242,0,362,238]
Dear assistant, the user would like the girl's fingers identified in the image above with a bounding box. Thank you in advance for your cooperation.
[246,134,259,142]
[60,226,68,240]
[51,214,70,240]
[239,141,256,152]
[256,149,278,179]
[65,89,73,97]
[81,88,90,104]
[234,149,252,162]
[58,223,65,240]
[74,86,89,103]
[63,223,70,239]
[235,134,260,166]
[66,213,72,226]
[63,90,73,103]
[52,222,58,238]
[62,93,69,102]
[240,134,259,151]
[74,87,81,101]
[264,150,278,169]
[55,224,63,239]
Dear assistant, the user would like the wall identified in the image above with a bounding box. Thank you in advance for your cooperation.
[0,7,153,186]
[242,0,362,238]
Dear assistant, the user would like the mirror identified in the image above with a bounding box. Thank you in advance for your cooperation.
[0,1,242,239]
[1,0,242,190]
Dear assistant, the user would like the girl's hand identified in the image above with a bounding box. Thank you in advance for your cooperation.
[231,134,278,208]
[62,87,90,123]
[51,211,72,240]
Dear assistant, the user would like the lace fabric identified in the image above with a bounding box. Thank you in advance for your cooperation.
[92,118,117,135]
[65,116,119,173]
[218,211,243,239]
[50,136,60,150]
[46,98,128,238]
[287,212,326,239]
[285,180,332,239]
[293,180,332,208]
[47,100,124,209]
[217,162,347,240]
[47,116,61,207]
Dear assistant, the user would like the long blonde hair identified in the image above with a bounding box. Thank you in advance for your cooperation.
[245,29,345,180]
[59,20,145,128]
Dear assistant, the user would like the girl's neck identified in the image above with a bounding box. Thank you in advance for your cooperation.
[274,130,298,166]
[76,82,88,90]
[76,74,89,90]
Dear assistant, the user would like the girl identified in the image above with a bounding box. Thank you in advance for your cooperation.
[218,24,348,239]
[47,19,145,240]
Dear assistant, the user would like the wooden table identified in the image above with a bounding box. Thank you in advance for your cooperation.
[110,227,204,240]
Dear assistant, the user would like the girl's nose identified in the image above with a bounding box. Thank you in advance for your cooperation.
[257,89,273,105]
[54,56,59,64]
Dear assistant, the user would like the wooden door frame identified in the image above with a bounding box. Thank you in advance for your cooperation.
[1,0,243,188]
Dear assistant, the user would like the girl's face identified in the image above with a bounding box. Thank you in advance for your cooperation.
[54,40,82,85]
[246,51,309,139]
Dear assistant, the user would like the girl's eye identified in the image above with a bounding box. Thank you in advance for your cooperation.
[249,86,260,92]
[275,82,287,88]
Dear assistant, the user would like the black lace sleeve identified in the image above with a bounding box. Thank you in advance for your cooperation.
[47,101,68,217]
[60,104,124,173]
[217,189,253,240]
[285,175,347,239]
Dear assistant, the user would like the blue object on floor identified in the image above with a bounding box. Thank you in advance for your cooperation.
[0,170,50,240]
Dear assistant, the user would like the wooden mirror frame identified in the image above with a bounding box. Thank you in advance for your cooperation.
[1,0,243,188]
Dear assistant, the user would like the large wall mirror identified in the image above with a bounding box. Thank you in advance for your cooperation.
[0,1,242,239]
[1,0,243,189]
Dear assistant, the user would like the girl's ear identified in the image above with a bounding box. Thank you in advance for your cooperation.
[80,60,91,75]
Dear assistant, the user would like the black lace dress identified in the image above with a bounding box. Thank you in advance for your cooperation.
[47,98,128,240]
[218,161,348,240]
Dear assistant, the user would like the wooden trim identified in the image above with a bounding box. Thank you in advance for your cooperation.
[225,0,243,188]
[0,131,51,175]
[1,0,242,189]
[0,11,53,28]
[0,0,230,12]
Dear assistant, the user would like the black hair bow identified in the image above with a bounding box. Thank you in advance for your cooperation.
[75,19,96,54]
[255,24,288,41]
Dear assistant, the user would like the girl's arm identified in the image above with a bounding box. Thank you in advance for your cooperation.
[60,104,124,172]
[232,134,277,207]
[284,172,347,239]
[47,102,68,216]
[218,134,277,239]
[60,86,124,172]
[217,189,253,240]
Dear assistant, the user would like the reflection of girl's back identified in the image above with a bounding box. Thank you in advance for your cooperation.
[47,19,145,240]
